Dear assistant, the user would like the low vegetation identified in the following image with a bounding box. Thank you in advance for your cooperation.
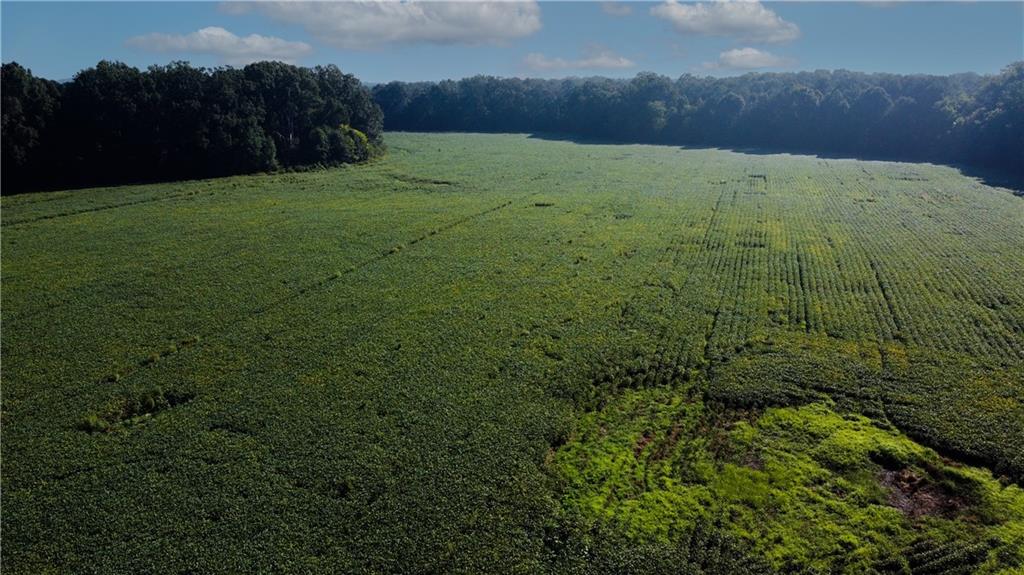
[375,63,1024,181]
[554,389,1024,573]
[2,133,1022,572]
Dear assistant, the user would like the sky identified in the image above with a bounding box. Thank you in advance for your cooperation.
[2,1,1022,83]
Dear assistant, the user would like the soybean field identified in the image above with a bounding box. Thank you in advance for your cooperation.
[3,133,1023,574]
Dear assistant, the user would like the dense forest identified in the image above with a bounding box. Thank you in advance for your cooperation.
[4,61,1021,194]
[1,61,383,194]
[374,63,1024,181]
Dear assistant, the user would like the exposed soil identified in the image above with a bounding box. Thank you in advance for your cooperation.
[650,423,684,461]
[879,468,967,519]
[634,431,654,457]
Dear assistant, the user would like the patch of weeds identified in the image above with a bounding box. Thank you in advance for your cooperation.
[78,388,195,433]
[552,391,1024,573]
[78,414,112,433]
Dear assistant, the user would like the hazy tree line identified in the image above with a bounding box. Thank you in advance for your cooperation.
[4,61,1020,194]
[374,63,1023,180]
[2,61,383,194]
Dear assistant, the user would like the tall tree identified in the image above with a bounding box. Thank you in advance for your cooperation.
[1,60,384,194]
[1,63,62,193]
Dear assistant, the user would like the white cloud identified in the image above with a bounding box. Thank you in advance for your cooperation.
[600,2,633,16]
[224,1,542,49]
[523,46,635,72]
[704,47,794,70]
[651,0,799,43]
[127,26,312,65]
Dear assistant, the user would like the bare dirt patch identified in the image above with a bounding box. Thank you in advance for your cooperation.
[879,468,967,519]
[634,431,654,457]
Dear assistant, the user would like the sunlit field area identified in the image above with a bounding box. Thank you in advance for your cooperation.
[3,133,1023,573]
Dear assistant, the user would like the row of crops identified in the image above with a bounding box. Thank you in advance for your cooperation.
[2,133,1022,573]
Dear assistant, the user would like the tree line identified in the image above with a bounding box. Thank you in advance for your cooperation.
[374,63,1023,181]
[2,60,383,194]
[4,61,1020,194]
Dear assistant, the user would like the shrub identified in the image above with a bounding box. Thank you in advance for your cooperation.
[78,414,111,433]
[329,124,373,164]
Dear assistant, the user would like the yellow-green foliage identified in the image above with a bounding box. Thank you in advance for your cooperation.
[2,133,1021,573]
[555,393,1024,573]
[341,124,369,148]
[337,123,375,162]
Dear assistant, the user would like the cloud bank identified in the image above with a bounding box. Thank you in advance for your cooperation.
[705,47,795,70]
[524,46,635,72]
[600,2,634,17]
[651,0,800,43]
[223,1,542,49]
[127,26,312,65]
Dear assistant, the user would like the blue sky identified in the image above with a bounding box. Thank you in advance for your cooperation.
[2,1,1022,83]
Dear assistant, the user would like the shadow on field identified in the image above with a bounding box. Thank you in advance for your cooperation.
[526,132,1024,196]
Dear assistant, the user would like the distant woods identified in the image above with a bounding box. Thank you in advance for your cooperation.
[374,63,1024,182]
[4,61,1021,194]
[2,61,383,194]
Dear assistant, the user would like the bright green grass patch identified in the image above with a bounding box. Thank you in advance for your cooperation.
[554,388,1024,573]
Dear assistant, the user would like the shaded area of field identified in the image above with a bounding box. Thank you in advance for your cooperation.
[3,133,1022,573]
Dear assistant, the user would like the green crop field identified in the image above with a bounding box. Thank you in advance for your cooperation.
[3,132,1023,574]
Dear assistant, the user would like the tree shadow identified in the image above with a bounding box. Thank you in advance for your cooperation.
[526,132,1023,196]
